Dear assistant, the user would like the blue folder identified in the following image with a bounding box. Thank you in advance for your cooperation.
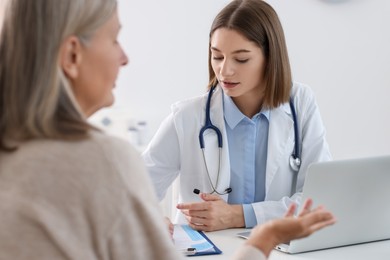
[188,230,222,256]
[175,225,222,257]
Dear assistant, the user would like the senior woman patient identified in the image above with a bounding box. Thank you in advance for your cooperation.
[0,0,335,259]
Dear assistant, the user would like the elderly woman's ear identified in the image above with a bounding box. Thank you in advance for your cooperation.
[59,36,83,79]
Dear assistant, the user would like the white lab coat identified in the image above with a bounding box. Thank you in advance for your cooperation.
[142,82,331,224]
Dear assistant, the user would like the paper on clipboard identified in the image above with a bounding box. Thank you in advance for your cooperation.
[173,225,222,256]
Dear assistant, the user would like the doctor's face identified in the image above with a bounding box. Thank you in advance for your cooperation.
[210,28,266,102]
[71,10,128,117]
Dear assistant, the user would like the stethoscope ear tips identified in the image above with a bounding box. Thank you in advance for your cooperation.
[225,188,232,193]
[193,188,232,195]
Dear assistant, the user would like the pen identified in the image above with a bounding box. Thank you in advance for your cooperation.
[181,247,197,256]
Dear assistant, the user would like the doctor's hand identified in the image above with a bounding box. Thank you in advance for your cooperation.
[176,193,245,231]
[245,198,336,258]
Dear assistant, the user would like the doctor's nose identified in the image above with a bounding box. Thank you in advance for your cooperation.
[219,60,235,77]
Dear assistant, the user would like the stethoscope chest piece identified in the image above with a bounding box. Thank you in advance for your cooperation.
[289,155,301,172]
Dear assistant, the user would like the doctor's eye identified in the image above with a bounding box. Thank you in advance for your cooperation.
[236,58,249,64]
[212,56,224,61]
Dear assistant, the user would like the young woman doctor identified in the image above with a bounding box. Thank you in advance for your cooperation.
[143,0,332,232]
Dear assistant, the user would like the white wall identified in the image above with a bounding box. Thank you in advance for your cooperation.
[268,0,390,159]
[96,0,390,160]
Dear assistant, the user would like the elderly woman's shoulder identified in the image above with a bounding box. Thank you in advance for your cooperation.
[88,130,140,160]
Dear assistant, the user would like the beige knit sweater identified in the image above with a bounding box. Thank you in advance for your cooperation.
[0,131,264,260]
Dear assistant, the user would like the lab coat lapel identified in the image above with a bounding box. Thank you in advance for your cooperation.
[265,103,294,192]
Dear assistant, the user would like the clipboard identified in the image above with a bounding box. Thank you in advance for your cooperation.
[173,225,222,256]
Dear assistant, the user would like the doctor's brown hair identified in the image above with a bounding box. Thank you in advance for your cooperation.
[0,0,116,151]
[207,0,292,109]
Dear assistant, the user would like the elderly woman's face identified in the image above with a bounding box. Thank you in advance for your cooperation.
[71,10,128,116]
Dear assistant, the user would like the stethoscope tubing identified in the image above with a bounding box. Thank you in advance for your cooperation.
[199,86,223,149]
[198,85,301,194]
[289,97,301,171]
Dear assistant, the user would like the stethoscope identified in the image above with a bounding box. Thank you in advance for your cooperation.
[198,85,301,195]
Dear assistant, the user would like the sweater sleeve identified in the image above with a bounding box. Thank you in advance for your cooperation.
[101,138,184,260]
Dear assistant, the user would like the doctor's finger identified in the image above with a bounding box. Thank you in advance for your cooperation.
[180,209,190,217]
[177,202,210,211]
[188,209,210,219]
[188,222,210,232]
[180,209,208,219]
[187,215,209,226]
[200,192,222,201]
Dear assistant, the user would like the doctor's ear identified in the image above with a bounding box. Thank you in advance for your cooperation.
[59,36,83,79]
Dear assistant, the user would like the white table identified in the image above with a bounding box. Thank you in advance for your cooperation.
[199,228,390,259]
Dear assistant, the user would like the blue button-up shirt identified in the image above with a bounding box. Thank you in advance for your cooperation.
[223,92,270,228]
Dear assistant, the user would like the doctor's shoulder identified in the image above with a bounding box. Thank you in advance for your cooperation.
[290,82,318,108]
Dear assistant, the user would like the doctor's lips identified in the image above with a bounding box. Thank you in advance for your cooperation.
[220,80,239,89]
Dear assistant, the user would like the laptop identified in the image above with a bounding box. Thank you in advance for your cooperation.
[237,155,390,254]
